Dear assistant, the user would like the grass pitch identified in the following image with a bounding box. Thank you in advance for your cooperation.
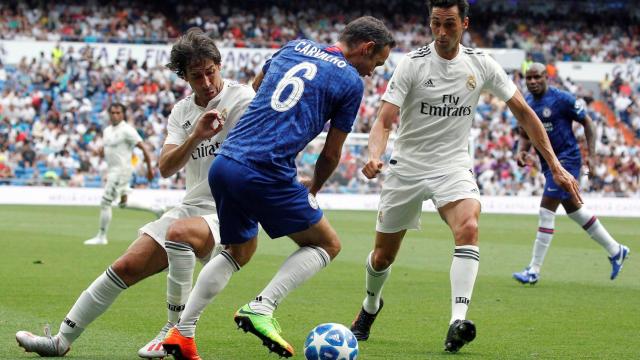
[0,205,638,359]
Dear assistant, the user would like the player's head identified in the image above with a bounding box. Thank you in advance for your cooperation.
[338,16,395,77]
[428,0,469,56]
[107,103,126,125]
[167,28,223,105]
[525,62,548,97]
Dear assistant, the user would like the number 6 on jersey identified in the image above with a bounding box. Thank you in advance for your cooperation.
[270,62,317,112]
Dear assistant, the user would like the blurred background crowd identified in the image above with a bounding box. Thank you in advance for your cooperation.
[0,0,638,196]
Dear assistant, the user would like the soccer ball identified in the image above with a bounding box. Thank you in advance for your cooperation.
[304,323,359,360]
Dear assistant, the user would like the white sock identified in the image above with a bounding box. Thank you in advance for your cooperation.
[123,199,157,213]
[98,205,112,237]
[362,251,391,314]
[176,251,239,337]
[450,245,479,324]
[250,246,330,316]
[567,207,619,256]
[57,266,127,347]
[165,241,196,325]
[529,208,556,273]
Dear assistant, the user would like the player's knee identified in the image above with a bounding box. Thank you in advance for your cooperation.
[455,219,479,245]
[371,249,394,270]
[111,257,144,286]
[166,221,190,243]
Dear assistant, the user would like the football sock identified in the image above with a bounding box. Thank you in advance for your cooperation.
[165,241,196,325]
[450,245,479,324]
[177,251,239,337]
[250,246,331,316]
[362,251,391,314]
[57,266,127,347]
[567,207,619,256]
[98,205,112,237]
[529,207,556,273]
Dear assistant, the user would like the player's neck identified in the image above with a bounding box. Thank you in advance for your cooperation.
[434,43,459,61]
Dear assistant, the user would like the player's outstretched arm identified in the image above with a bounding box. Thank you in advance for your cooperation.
[308,126,349,195]
[581,114,597,175]
[506,89,582,203]
[362,101,399,179]
[159,110,224,178]
[136,141,155,181]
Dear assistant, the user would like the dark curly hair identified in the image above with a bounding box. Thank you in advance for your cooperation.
[166,28,222,79]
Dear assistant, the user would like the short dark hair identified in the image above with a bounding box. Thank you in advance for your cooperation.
[108,102,126,114]
[339,16,396,54]
[428,0,469,19]
[166,28,222,79]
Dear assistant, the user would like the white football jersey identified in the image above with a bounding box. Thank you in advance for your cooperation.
[382,42,517,178]
[103,121,142,176]
[165,80,255,208]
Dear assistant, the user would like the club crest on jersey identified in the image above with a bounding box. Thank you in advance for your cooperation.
[466,75,476,90]
[308,193,319,209]
[542,107,552,118]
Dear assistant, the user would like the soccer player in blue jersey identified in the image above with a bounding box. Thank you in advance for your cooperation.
[162,16,395,359]
[513,63,630,285]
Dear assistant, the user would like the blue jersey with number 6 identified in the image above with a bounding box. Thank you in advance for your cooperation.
[217,39,364,180]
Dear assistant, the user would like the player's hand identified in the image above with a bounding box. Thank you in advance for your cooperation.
[551,166,583,204]
[516,151,533,167]
[299,176,313,190]
[585,155,597,178]
[362,159,384,179]
[194,109,224,141]
[146,168,154,182]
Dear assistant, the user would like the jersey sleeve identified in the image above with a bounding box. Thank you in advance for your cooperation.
[564,92,587,123]
[381,54,414,108]
[330,77,364,133]
[482,55,517,102]
[127,125,143,146]
[262,42,290,75]
[164,104,187,145]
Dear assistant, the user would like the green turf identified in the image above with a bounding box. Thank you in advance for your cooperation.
[0,205,637,359]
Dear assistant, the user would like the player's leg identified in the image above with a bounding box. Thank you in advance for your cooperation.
[84,179,118,245]
[438,198,480,353]
[562,197,630,280]
[351,172,424,340]
[17,234,167,356]
[514,196,561,284]
[119,191,165,218]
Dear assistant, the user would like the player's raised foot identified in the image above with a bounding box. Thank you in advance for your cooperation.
[512,267,539,285]
[350,298,384,341]
[162,327,201,360]
[444,319,476,353]
[16,325,70,357]
[138,322,173,358]
[83,235,107,245]
[234,304,294,358]
[609,244,630,280]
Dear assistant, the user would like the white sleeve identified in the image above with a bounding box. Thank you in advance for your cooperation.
[482,55,517,102]
[381,54,414,108]
[127,125,143,146]
[164,105,186,146]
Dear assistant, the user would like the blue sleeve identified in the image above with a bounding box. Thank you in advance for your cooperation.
[564,92,586,123]
[262,41,297,75]
[330,76,364,133]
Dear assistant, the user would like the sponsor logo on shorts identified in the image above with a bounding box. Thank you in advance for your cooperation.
[308,193,319,209]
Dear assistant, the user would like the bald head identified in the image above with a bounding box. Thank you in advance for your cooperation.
[525,62,548,97]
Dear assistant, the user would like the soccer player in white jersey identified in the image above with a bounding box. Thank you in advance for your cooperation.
[349,0,582,353]
[16,29,255,358]
[83,102,158,245]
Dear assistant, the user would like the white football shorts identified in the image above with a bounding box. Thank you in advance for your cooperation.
[376,168,481,233]
[101,171,133,206]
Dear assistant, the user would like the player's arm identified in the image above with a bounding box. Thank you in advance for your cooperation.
[515,126,534,167]
[581,113,597,174]
[506,89,582,202]
[159,110,224,178]
[135,141,155,181]
[363,101,398,178]
[308,126,349,196]
[252,71,265,92]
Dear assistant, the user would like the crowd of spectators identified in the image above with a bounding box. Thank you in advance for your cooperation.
[0,1,638,197]
[2,1,639,62]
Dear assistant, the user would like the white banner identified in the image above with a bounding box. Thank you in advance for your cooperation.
[1,186,639,217]
[0,40,525,72]
[556,61,640,84]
